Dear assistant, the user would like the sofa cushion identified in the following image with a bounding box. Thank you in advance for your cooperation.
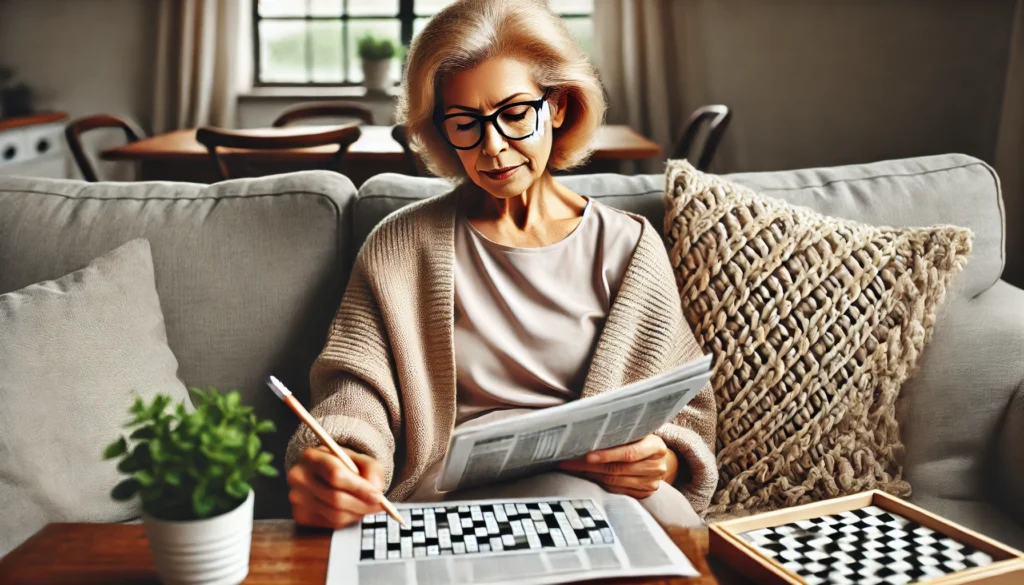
[0,239,191,556]
[664,160,971,516]
[0,171,357,519]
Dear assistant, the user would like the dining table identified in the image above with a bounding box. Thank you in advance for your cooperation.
[100,124,662,185]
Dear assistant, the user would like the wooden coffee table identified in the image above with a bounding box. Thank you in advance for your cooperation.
[0,520,753,584]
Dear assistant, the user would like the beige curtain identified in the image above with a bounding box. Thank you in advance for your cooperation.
[153,0,244,133]
[593,0,725,173]
[996,0,1024,287]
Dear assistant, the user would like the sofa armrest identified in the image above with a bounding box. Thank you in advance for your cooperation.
[996,383,1024,526]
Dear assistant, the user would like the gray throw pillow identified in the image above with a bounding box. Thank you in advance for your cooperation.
[0,239,191,556]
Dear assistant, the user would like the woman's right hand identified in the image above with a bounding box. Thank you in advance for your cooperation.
[287,445,387,529]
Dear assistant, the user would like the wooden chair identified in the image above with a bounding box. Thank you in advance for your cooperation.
[64,114,145,182]
[391,124,430,176]
[671,105,732,171]
[195,125,362,181]
[272,102,374,127]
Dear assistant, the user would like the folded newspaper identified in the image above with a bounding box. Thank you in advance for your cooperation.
[437,353,713,492]
[328,495,699,585]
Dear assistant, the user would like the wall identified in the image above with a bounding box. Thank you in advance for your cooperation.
[693,0,1016,173]
[0,0,1016,180]
[0,0,159,180]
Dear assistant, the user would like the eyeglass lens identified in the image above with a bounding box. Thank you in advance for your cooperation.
[442,103,539,149]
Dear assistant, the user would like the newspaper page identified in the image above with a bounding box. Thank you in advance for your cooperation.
[437,354,713,492]
[327,495,700,585]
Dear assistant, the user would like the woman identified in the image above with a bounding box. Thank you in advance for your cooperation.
[285,0,717,529]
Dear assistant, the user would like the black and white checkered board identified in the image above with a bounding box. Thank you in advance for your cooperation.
[740,505,994,585]
[359,499,614,562]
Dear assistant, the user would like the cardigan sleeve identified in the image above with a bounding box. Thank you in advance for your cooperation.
[650,236,720,515]
[284,258,402,489]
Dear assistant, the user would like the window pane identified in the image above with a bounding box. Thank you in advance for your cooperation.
[413,0,454,16]
[259,19,309,83]
[554,0,592,15]
[258,0,307,17]
[310,20,343,82]
[562,17,592,58]
[309,0,342,16]
[348,0,399,16]
[413,16,431,40]
[348,20,401,83]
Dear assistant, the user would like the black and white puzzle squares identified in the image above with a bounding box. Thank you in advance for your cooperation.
[740,505,995,585]
[359,499,615,562]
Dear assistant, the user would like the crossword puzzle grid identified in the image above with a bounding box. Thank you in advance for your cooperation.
[359,499,614,562]
[740,505,995,585]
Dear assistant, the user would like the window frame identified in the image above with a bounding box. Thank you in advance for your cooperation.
[252,0,590,87]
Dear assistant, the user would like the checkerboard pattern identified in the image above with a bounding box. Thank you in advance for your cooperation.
[360,499,614,562]
[740,506,994,584]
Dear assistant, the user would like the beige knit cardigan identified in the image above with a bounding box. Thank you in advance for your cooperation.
[285,190,720,513]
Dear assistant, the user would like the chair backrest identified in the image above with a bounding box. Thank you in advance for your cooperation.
[272,102,374,127]
[391,124,432,177]
[64,114,145,182]
[671,105,732,171]
[195,125,362,181]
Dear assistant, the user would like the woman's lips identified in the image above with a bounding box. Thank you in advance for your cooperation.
[480,164,522,180]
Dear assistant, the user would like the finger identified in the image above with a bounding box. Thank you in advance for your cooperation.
[292,496,362,530]
[290,465,383,515]
[559,456,666,477]
[302,447,382,505]
[578,471,662,494]
[350,451,387,492]
[585,434,664,464]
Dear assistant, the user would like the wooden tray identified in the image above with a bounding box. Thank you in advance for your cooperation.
[709,490,1024,585]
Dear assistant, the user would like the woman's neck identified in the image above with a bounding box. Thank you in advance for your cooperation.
[460,171,587,230]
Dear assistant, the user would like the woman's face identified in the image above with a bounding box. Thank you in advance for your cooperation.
[440,57,567,199]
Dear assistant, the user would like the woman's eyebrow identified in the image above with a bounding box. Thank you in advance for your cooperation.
[447,92,532,113]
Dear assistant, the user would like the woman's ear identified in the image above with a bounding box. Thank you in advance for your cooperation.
[550,89,568,129]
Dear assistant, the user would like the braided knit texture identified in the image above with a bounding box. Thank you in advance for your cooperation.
[662,160,972,518]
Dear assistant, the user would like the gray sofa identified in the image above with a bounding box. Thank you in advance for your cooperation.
[1,153,1021,548]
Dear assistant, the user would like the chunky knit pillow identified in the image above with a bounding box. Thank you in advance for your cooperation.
[663,160,972,518]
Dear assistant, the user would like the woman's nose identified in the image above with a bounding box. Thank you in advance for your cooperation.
[480,121,508,157]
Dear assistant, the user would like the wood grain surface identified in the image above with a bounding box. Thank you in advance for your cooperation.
[0,520,752,585]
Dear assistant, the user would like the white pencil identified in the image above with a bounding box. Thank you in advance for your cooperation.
[265,376,407,528]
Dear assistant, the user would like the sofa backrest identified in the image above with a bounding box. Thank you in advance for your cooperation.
[0,171,358,519]
[356,153,1004,298]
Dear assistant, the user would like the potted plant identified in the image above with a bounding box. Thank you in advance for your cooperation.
[0,66,34,117]
[104,389,278,585]
[357,32,398,93]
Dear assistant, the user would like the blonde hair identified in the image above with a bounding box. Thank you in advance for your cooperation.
[396,0,605,181]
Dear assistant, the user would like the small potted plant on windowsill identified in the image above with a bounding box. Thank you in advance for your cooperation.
[104,389,278,585]
[357,32,398,94]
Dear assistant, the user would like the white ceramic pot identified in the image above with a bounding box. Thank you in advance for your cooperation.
[361,59,392,92]
[142,490,254,585]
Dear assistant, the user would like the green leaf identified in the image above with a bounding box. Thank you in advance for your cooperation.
[149,438,163,462]
[134,470,155,486]
[103,437,127,460]
[117,455,140,473]
[129,426,156,440]
[111,479,140,501]
[258,464,279,477]
[247,434,260,460]
[256,452,273,467]
[255,420,276,434]
[165,470,182,486]
[190,387,208,402]
[192,482,214,517]
[226,392,241,410]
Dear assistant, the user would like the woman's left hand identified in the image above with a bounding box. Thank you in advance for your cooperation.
[557,434,679,499]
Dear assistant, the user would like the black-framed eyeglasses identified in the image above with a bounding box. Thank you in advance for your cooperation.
[435,90,551,150]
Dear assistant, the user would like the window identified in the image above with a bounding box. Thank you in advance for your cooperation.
[254,0,593,86]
